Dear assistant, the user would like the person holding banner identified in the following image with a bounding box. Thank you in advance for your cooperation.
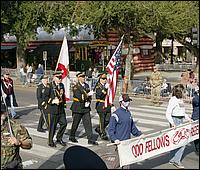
[108,94,143,168]
[191,90,199,153]
[166,87,192,169]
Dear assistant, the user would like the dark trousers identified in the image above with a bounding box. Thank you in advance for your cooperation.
[70,112,93,141]
[37,109,49,130]
[194,139,199,152]
[48,113,67,144]
[96,111,111,136]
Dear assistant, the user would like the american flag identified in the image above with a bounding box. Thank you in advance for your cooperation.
[104,35,124,108]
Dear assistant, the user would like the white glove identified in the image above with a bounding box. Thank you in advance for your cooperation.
[88,90,94,96]
[105,83,110,89]
[114,139,121,145]
[85,102,90,107]
[52,98,59,104]
[111,106,116,113]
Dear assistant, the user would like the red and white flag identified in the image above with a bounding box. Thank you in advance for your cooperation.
[55,35,70,101]
[104,35,124,108]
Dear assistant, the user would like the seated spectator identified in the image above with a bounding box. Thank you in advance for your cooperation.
[160,79,169,97]
[35,64,44,84]
[143,76,151,95]
[186,80,195,98]
[133,82,144,94]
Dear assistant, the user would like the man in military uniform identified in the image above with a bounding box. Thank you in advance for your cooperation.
[69,72,98,145]
[150,66,163,106]
[48,71,67,147]
[1,97,32,169]
[95,73,111,140]
[36,75,50,132]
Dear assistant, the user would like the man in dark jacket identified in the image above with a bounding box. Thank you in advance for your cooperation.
[36,75,50,132]
[1,72,19,119]
[191,90,199,153]
[48,71,67,147]
[95,73,111,140]
[69,72,98,145]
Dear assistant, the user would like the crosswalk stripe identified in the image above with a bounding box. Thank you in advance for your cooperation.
[130,107,166,115]
[21,143,63,158]
[23,103,192,151]
[140,105,193,112]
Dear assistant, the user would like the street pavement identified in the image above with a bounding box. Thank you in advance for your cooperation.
[11,84,199,169]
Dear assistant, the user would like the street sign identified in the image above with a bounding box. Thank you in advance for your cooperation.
[43,51,47,61]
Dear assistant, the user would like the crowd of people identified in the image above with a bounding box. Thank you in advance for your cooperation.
[19,63,44,86]
[1,66,199,169]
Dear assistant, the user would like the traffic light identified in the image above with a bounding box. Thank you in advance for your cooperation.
[192,27,199,48]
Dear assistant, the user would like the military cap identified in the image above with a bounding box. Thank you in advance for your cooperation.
[76,72,86,78]
[98,73,107,79]
[53,71,62,78]
[40,75,48,80]
[119,94,132,102]
[53,70,62,75]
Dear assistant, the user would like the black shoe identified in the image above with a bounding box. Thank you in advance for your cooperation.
[37,129,46,133]
[88,140,98,145]
[48,143,56,147]
[95,128,101,136]
[69,138,78,143]
[56,139,67,146]
[101,135,109,141]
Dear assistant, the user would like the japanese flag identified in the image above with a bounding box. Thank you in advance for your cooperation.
[56,35,70,101]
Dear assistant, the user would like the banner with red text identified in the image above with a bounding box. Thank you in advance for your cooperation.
[117,120,199,167]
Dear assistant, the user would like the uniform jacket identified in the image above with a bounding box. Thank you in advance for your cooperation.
[1,119,32,169]
[95,82,111,113]
[36,82,50,109]
[192,93,199,121]
[70,82,91,114]
[108,107,142,142]
[48,81,66,115]
[150,71,162,88]
[1,78,18,107]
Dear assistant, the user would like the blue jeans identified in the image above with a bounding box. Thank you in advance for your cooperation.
[169,117,185,164]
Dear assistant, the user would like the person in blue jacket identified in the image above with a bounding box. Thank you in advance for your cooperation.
[191,90,199,153]
[108,94,143,168]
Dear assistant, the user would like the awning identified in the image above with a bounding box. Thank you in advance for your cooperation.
[1,45,16,50]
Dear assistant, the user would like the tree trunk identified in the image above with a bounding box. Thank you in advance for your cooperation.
[170,36,174,64]
[123,47,132,94]
[16,36,26,69]
[155,30,163,64]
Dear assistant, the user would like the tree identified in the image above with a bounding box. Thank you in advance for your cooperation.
[73,1,146,93]
[140,1,199,65]
[1,1,77,69]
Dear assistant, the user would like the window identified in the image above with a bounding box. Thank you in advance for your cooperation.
[142,49,148,56]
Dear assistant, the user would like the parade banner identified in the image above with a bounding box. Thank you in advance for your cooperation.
[117,120,199,167]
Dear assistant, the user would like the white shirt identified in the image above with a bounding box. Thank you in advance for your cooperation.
[166,96,190,125]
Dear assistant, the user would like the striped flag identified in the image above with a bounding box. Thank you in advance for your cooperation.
[104,35,124,108]
[55,35,70,101]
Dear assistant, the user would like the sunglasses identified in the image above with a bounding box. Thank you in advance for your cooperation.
[101,78,107,80]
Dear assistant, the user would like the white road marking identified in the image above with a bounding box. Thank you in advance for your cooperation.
[22,159,38,167]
